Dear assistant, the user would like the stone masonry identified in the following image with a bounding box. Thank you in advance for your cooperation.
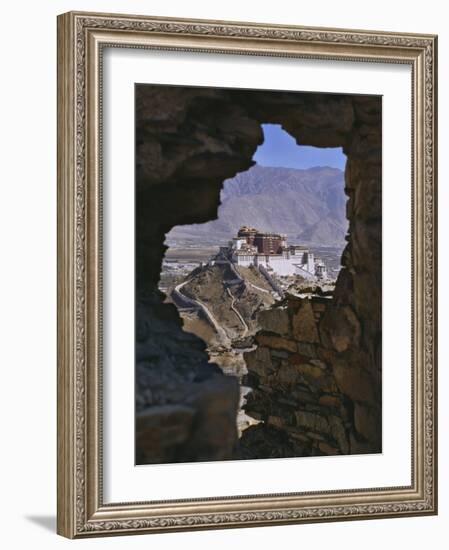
[240,292,380,458]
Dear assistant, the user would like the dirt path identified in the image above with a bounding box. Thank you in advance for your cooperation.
[225,287,249,336]
[174,279,230,344]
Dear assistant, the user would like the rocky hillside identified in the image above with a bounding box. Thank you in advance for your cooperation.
[167,164,348,247]
[167,262,277,385]
[177,263,275,344]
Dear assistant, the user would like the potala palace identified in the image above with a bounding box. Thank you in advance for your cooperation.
[218,226,328,280]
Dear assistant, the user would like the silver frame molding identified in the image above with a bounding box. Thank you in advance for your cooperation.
[57,11,438,538]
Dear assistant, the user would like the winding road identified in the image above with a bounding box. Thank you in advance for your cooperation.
[225,287,249,336]
[172,258,280,344]
[173,278,230,344]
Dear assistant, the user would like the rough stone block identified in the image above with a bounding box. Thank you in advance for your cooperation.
[289,353,312,365]
[277,364,301,385]
[271,349,290,359]
[332,360,376,404]
[267,415,285,429]
[318,395,341,408]
[287,429,311,444]
[354,402,381,443]
[318,441,340,455]
[312,301,327,313]
[328,414,349,454]
[245,346,273,377]
[320,305,361,353]
[292,389,318,405]
[291,361,337,393]
[257,306,291,336]
[295,363,325,380]
[296,342,317,357]
[305,431,327,442]
[256,333,297,353]
[295,410,329,433]
[310,359,327,370]
[292,300,320,343]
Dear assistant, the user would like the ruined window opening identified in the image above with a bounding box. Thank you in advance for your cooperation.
[157,123,348,444]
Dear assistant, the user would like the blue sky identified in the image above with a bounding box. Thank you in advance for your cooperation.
[253,123,346,170]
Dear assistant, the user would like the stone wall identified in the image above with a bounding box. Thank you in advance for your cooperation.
[135,84,381,463]
[239,293,380,458]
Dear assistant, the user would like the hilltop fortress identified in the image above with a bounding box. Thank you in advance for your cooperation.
[218,226,328,280]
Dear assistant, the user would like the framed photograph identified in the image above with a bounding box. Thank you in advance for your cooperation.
[57,11,438,538]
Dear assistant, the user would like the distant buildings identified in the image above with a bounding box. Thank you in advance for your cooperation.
[219,226,328,280]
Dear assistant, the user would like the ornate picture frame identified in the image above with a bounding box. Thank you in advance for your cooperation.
[57,11,437,538]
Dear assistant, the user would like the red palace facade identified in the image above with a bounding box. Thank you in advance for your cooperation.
[237,226,287,255]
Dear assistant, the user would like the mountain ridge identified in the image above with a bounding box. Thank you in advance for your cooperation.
[167,164,348,248]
